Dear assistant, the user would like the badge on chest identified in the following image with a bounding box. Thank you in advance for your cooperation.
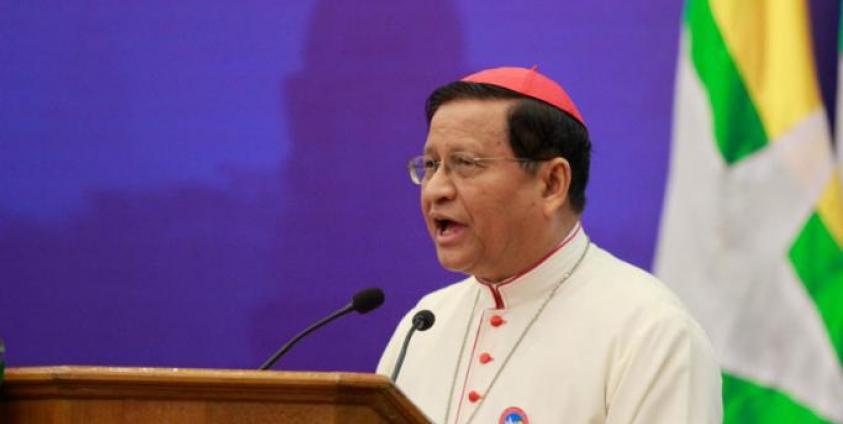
[499,406,529,424]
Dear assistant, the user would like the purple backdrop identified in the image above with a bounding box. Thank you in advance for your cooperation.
[1,0,839,372]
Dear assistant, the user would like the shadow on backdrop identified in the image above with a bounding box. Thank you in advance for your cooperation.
[253,0,467,372]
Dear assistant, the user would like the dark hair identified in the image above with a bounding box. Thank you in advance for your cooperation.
[425,81,591,213]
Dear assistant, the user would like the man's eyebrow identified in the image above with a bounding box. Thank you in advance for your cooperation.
[423,138,485,153]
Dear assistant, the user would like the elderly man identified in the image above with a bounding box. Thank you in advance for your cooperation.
[377,67,722,424]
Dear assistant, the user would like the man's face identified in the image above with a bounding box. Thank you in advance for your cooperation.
[421,99,547,281]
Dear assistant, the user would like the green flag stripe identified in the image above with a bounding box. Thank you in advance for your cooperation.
[839,5,843,51]
[789,212,843,365]
[723,373,831,423]
[685,0,768,164]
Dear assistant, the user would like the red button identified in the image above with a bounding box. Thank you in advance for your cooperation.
[490,315,505,327]
[468,390,481,402]
[479,353,493,364]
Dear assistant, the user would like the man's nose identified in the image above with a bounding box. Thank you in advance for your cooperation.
[421,165,457,203]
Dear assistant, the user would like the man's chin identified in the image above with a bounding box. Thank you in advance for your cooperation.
[436,252,475,275]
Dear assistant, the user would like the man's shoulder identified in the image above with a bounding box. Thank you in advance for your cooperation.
[381,275,477,347]
[574,243,710,337]
[583,244,685,307]
[414,274,476,309]
[585,244,660,282]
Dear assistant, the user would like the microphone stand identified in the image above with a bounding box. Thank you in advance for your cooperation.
[260,304,353,370]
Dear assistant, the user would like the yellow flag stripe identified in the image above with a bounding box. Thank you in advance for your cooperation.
[708,0,821,140]
[817,176,843,247]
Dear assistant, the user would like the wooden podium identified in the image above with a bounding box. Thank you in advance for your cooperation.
[0,366,430,423]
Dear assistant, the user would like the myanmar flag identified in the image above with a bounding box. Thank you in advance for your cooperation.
[655,0,843,422]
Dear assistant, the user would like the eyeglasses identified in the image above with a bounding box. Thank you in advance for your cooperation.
[407,152,538,185]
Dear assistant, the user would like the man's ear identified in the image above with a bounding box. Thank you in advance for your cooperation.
[539,157,571,217]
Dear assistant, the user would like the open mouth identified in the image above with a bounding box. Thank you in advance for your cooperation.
[435,218,453,235]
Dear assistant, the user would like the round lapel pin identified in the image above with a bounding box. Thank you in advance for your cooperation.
[499,406,529,424]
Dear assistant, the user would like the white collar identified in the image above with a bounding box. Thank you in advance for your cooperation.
[473,222,588,309]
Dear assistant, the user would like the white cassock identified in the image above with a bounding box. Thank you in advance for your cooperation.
[378,224,722,424]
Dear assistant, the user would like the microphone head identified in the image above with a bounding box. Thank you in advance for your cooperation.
[411,309,435,331]
[351,288,385,314]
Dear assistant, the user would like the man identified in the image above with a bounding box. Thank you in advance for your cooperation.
[378,67,722,424]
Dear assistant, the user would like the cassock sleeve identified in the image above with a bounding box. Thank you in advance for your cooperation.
[605,306,723,424]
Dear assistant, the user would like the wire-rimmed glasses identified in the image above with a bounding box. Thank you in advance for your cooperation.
[407,152,538,185]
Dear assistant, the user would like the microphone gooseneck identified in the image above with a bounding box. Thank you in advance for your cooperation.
[391,309,436,382]
[259,287,385,370]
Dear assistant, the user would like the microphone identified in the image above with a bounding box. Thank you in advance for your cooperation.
[390,309,435,382]
[260,287,385,370]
